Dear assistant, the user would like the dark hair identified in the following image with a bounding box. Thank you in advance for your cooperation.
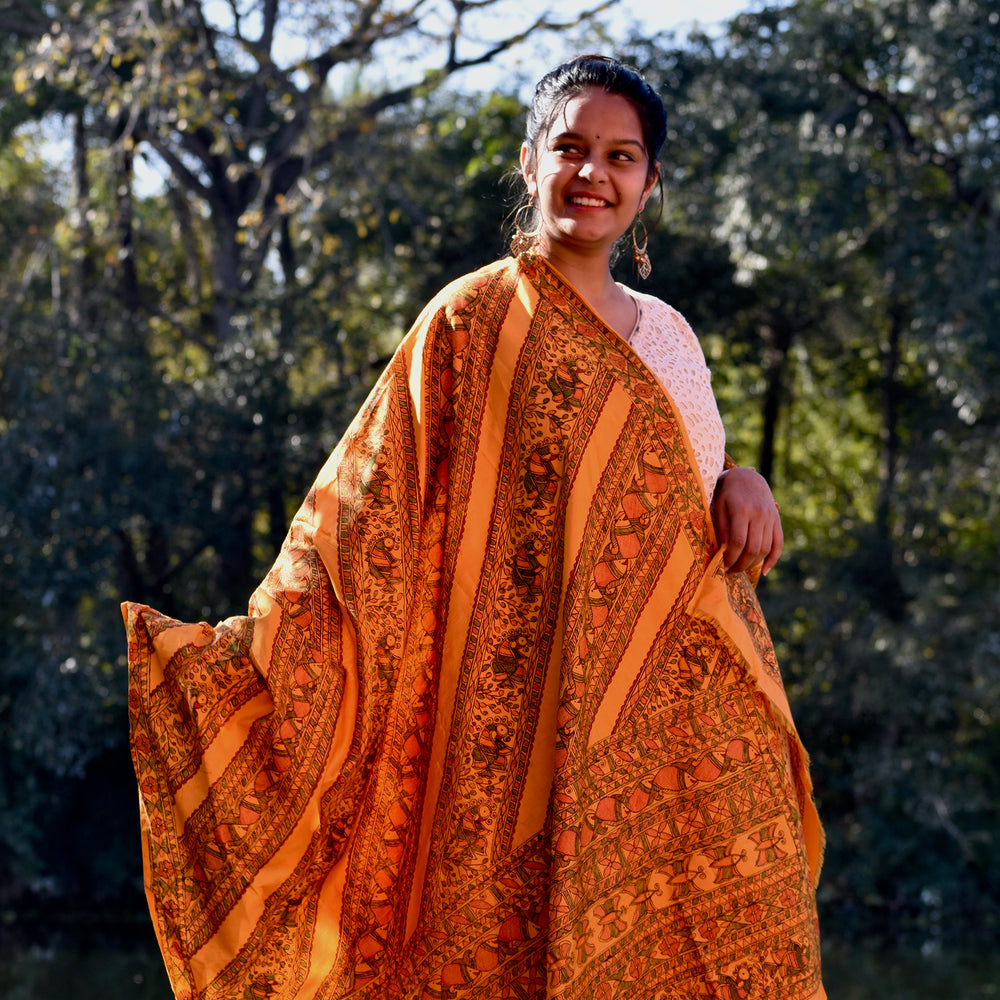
[522,54,667,183]
[510,54,667,258]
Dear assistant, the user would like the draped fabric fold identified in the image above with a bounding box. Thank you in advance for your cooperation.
[126,255,824,1000]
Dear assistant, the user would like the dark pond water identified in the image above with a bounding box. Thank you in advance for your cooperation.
[1,934,997,998]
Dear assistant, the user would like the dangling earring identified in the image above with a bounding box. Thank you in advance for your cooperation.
[511,199,541,257]
[632,217,652,280]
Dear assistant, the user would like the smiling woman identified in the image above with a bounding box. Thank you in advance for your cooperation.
[125,54,824,1000]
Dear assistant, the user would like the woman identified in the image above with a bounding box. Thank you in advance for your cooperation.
[126,55,825,999]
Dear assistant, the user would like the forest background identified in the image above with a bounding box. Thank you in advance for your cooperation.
[1,0,998,982]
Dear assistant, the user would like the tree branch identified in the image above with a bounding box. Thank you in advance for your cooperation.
[143,133,212,199]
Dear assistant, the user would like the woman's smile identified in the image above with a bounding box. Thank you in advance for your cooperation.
[565,194,613,208]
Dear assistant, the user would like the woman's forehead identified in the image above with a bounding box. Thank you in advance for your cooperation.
[546,88,644,139]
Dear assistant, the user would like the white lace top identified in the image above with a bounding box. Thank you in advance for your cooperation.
[623,287,726,502]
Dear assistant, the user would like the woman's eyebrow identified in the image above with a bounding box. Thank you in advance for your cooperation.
[550,129,645,149]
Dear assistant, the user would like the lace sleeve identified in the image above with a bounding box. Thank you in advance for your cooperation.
[625,292,726,503]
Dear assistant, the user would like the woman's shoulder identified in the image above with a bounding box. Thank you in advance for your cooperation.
[424,257,521,318]
[395,257,522,372]
[620,285,683,319]
[620,285,701,347]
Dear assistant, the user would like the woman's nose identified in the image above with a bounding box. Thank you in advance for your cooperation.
[578,157,606,182]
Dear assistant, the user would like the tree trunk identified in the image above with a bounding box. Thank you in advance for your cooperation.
[876,299,903,547]
[68,112,93,332]
[867,291,907,619]
[112,144,141,315]
[211,207,243,344]
[265,215,298,558]
[758,316,794,486]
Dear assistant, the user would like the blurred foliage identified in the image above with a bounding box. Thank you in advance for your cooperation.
[0,0,998,955]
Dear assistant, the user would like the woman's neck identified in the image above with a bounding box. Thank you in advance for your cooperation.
[538,246,636,339]
[539,242,613,298]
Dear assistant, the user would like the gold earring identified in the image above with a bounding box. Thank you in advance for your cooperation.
[511,200,541,257]
[632,217,651,279]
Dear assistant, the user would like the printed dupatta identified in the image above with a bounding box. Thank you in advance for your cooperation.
[126,255,824,999]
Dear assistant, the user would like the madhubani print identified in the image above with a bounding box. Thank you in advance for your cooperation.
[508,263,822,998]
[202,873,319,1000]
[547,635,822,999]
[328,268,510,992]
[328,363,428,987]
[132,613,261,794]
[429,284,604,874]
[377,835,552,998]
[617,611,723,730]
[727,566,787,693]
[128,497,351,998]
[127,256,823,1000]
[523,261,709,759]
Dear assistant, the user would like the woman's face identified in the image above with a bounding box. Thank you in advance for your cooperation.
[521,87,658,264]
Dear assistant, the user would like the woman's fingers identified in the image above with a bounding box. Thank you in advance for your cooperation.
[761,517,784,576]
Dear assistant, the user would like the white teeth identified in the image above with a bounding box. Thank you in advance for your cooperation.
[568,197,608,207]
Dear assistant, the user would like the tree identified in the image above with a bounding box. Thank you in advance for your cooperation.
[9,0,611,341]
[5,0,614,594]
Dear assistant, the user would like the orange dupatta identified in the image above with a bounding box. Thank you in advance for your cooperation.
[126,255,824,999]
